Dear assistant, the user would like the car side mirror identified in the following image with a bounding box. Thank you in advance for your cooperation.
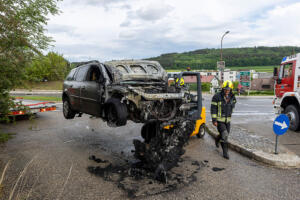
[273,67,281,84]
[273,67,278,77]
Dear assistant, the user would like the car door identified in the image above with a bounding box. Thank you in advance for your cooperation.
[73,65,89,112]
[80,65,103,116]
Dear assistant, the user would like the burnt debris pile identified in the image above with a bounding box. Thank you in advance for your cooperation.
[133,119,195,181]
[88,155,208,198]
[87,119,203,197]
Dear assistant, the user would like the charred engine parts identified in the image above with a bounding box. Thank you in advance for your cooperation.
[133,119,195,182]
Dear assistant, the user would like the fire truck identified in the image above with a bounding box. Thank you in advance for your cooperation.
[273,53,300,131]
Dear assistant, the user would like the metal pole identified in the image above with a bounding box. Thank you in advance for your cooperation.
[220,31,229,84]
[275,135,279,154]
[220,31,230,61]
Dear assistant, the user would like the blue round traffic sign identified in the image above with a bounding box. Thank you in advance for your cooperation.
[273,114,290,135]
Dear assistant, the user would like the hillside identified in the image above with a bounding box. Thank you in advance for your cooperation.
[147,46,300,70]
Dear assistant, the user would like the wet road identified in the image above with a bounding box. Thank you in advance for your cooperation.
[0,99,299,199]
[203,95,300,156]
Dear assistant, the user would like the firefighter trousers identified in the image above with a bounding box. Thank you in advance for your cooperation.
[216,122,230,143]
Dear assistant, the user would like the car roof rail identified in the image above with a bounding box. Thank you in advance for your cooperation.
[74,60,100,68]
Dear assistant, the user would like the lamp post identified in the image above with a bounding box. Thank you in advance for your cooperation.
[220,31,229,61]
[220,31,229,84]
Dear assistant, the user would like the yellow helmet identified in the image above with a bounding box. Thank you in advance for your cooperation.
[175,78,185,86]
[222,80,233,89]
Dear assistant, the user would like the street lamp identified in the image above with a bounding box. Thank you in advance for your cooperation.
[220,30,229,61]
[220,31,229,84]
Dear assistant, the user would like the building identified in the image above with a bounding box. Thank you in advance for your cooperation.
[251,78,274,90]
[222,69,238,82]
[252,72,273,79]
[184,75,219,87]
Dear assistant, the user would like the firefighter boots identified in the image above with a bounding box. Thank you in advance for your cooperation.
[221,142,229,159]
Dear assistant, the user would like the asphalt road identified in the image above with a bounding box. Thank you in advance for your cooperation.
[203,95,300,156]
[0,99,299,199]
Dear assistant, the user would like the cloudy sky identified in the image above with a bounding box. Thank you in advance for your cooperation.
[46,0,300,62]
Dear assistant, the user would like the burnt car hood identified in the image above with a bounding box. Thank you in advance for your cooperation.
[104,60,168,83]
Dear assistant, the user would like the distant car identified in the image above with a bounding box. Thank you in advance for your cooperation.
[62,60,199,127]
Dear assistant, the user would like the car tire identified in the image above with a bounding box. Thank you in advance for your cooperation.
[105,98,127,127]
[284,105,300,131]
[196,124,205,138]
[63,98,76,119]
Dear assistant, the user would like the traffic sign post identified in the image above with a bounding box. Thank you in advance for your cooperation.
[273,114,290,154]
[240,71,251,96]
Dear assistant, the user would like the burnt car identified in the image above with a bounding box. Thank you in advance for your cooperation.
[63,60,199,127]
[63,60,203,178]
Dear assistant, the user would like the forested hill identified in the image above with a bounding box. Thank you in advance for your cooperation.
[147,46,300,70]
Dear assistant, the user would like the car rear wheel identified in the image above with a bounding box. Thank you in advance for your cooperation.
[196,124,205,138]
[63,99,76,119]
[284,105,300,131]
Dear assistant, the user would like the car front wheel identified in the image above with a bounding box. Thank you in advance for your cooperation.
[63,99,76,119]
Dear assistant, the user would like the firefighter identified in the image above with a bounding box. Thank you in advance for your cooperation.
[211,80,236,159]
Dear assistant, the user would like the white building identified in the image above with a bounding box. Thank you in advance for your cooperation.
[222,69,238,82]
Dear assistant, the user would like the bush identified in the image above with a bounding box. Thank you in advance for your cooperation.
[188,82,211,92]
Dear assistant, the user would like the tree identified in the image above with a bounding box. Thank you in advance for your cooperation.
[26,52,69,82]
[0,0,60,115]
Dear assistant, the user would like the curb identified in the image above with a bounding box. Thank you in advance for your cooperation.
[205,124,300,168]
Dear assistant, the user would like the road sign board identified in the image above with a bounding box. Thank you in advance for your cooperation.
[273,114,290,135]
[217,61,225,69]
[240,71,251,89]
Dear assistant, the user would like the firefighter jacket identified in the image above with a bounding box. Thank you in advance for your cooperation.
[211,91,236,123]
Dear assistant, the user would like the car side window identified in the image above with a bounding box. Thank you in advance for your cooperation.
[75,66,89,81]
[66,68,77,81]
[87,66,101,82]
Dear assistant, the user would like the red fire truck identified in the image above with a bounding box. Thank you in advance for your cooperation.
[273,53,300,131]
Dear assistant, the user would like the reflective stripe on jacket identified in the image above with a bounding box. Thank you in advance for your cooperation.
[211,91,236,123]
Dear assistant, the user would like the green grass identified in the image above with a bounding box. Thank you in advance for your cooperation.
[15,96,62,102]
[166,66,276,73]
[234,90,274,96]
[228,66,276,72]
[166,69,186,72]
[0,132,15,143]
[16,81,63,90]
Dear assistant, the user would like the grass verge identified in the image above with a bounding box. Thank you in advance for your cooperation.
[0,132,15,143]
[15,96,62,102]
[16,81,63,90]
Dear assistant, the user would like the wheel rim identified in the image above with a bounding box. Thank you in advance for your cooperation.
[287,111,296,127]
[199,126,205,136]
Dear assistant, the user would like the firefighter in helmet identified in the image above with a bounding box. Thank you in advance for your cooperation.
[211,80,236,159]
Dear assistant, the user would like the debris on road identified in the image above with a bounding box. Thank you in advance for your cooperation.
[88,155,208,198]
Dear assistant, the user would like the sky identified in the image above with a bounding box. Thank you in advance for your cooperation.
[46,0,300,62]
